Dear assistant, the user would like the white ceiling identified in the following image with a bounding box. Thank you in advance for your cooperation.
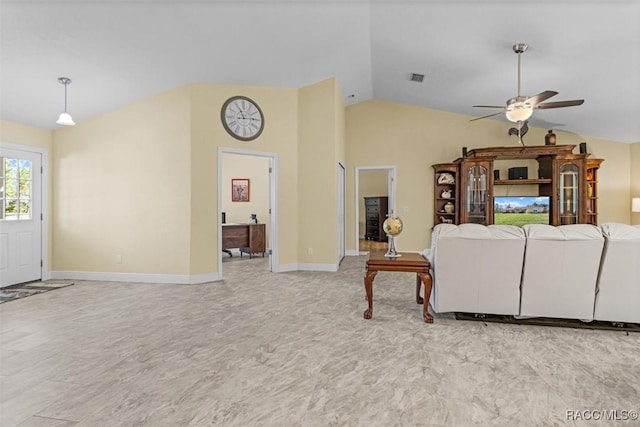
[2,0,639,143]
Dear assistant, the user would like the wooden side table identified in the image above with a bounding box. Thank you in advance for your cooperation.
[363,250,433,323]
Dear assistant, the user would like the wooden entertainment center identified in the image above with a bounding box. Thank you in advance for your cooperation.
[433,145,603,227]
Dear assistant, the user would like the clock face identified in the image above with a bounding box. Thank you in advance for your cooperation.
[221,96,264,141]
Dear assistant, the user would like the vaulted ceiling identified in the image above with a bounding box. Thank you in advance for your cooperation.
[2,1,639,143]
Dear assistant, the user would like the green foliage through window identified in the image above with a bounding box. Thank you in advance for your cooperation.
[1,157,32,220]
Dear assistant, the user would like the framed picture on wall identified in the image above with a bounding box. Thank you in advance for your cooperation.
[231,178,250,202]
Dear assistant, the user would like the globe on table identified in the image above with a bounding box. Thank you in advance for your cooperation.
[382,215,403,258]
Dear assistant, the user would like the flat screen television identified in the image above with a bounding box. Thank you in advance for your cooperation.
[494,196,550,226]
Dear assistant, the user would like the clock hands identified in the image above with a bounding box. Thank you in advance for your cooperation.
[222,96,264,140]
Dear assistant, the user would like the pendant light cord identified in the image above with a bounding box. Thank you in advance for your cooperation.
[64,82,68,112]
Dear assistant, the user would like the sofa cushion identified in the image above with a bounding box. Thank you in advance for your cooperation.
[593,223,640,323]
[520,224,604,320]
[523,223,604,240]
[429,223,525,315]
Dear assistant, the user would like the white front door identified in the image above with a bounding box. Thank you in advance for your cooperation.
[0,148,42,287]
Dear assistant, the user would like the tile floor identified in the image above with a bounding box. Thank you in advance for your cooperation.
[1,256,639,426]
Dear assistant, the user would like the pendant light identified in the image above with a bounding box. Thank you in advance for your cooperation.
[56,77,75,126]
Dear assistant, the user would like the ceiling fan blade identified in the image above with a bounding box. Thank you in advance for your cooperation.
[472,105,505,109]
[535,99,585,109]
[525,90,558,106]
[470,112,503,122]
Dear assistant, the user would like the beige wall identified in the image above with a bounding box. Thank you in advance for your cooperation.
[52,87,192,275]
[334,80,347,260]
[1,120,53,150]
[49,78,343,278]
[632,142,640,225]
[358,170,388,237]
[298,78,342,265]
[4,82,636,278]
[334,79,347,167]
[221,153,270,237]
[0,119,54,270]
[346,99,634,251]
[189,83,300,274]
[582,137,631,226]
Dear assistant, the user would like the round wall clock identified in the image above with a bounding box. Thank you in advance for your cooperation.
[221,96,264,141]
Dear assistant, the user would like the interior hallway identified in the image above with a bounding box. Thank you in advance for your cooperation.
[359,238,388,252]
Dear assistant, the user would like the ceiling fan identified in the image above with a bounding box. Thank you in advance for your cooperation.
[471,43,584,123]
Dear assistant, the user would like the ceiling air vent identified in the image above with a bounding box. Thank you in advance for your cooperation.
[410,73,425,83]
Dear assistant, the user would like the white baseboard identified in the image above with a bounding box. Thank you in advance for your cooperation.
[52,260,347,283]
[51,270,221,284]
[273,263,298,273]
[345,249,359,256]
[273,263,338,273]
[188,272,222,284]
[297,263,339,272]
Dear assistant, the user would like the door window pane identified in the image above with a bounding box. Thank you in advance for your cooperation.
[2,157,32,220]
[19,160,32,178]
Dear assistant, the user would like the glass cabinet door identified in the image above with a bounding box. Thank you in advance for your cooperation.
[559,163,579,224]
[465,165,487,224]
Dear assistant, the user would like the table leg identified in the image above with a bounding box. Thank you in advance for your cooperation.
[363,270,377,319]
[415,274,423,304]
[417,272,434,323]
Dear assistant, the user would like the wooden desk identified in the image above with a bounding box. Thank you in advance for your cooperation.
[222,223,266,258]
[364,250,433,323]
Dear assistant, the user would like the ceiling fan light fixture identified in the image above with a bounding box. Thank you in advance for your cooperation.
[505,99,533,122]
[56,77,75,126]
[471,43,583,126]
[505,106,533,122]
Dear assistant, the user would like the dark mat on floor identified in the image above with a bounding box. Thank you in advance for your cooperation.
[0,281,74,303]
[455,312,640,332]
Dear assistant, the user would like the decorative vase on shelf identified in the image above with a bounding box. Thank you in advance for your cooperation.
[444,202,455,214]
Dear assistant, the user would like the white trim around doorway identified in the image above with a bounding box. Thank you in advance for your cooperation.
[354,165,397,256]
[218,147,279,279]
[0,141,50,281]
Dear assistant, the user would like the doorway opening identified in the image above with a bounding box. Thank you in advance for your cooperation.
[354,166,396,255]
[218,148,278,279]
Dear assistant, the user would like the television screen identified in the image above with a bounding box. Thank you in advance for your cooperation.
[494,196,550,226]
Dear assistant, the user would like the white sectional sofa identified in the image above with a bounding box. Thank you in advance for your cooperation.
[519,224,604,321]
[425,223,526,316]
[593,223,640,324]
[424,222,638,325]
